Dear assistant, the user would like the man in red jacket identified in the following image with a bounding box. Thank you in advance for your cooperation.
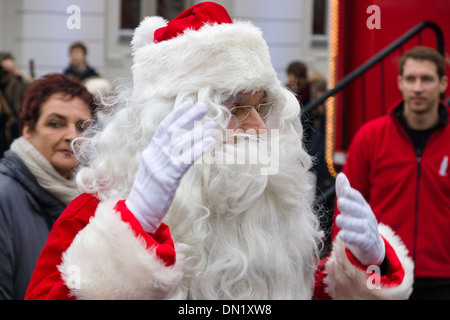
[26,2,414,300]
[334,46,449,299]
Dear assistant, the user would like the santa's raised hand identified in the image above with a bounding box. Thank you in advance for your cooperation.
[126,101,216,234]
[335,173,385,266]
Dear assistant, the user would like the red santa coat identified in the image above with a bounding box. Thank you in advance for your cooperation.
[26,193,413,300]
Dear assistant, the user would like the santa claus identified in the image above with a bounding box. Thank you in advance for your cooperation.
[25,2,413,300]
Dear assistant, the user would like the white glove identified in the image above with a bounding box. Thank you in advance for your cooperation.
[126,101,216,233]
[335,173,385,266]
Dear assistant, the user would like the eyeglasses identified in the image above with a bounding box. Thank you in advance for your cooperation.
[229,102,274,123]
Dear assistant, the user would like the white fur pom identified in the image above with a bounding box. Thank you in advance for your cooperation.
[131,16,167,52]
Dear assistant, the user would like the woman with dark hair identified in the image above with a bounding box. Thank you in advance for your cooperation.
[0,73,96,299]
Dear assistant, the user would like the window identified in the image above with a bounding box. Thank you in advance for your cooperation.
[121,0,142,30]
[157,0,185,20]
[119,0,187,41]
[312,0,328,47]
[119,0,146,40]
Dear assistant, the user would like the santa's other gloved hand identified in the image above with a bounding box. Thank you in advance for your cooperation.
[335,172,385,266]
[126,101,216,234]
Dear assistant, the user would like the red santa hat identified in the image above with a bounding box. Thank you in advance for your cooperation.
[130,2,279,102]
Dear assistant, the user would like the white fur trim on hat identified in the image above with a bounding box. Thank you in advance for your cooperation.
[58,199,184,300]
[131,16,167,51]
[130,17,279,101]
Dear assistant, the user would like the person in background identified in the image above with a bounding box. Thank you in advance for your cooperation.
[82,77,113,99]
[332,46,449,299]
[308,79,335,257]
[0,74,97,299]
[286,61,310,106]
[63,42,100,82]
[82,76,115,121]
[286,61,314,153]
[0,52,33,157]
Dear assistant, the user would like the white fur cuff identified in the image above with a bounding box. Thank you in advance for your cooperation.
[323,224,414,299]
[58,199,183,300]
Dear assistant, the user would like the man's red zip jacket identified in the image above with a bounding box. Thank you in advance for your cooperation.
[332,99,450,279]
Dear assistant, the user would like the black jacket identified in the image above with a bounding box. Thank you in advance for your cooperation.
[63,64,99,82]
[0,150,66,299]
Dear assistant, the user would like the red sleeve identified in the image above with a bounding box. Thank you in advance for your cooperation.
[313,257,332,300]
[26,195,176,300]
[114,200,176,266]
[344,235,405,287]
[313,235,406,299]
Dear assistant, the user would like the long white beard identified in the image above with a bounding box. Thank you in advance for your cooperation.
[165,133,323,299]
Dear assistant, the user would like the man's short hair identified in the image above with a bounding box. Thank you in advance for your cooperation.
[69,42,87,55]
[399,46,446,78]
[0,52,14,62]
